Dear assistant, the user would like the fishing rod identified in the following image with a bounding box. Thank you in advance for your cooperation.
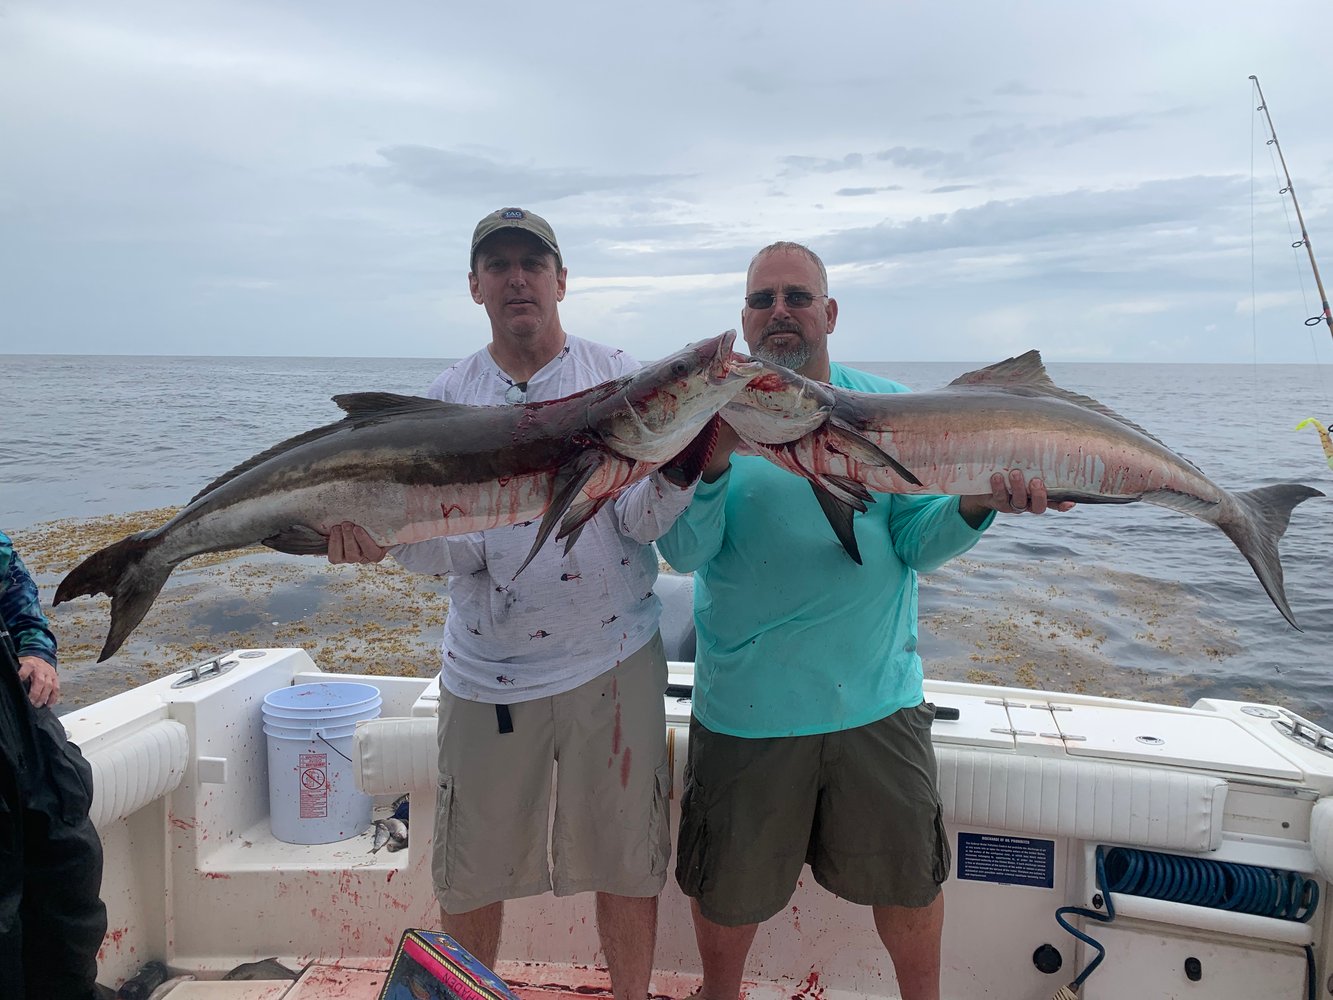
[1249,74,1333,342]
[1251,75,1333,469]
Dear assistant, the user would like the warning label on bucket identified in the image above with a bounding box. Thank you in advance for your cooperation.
[299,752,329,818]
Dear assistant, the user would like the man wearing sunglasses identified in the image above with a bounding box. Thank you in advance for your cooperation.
[327,209,694,1000]
[658,242,1073,1000]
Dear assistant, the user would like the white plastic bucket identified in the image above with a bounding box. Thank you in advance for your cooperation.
[261,682,382,845]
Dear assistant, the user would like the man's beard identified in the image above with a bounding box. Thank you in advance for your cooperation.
[752,333,813,371]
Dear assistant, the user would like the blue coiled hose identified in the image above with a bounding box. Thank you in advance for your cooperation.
[1055,846,1320,997]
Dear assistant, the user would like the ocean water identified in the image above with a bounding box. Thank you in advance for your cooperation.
[3,353,1331,719]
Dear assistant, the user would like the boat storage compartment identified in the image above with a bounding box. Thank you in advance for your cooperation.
[1063,842,1321,998]
[1076,921,1310,998]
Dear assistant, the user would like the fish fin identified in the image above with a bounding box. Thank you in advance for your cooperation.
[54,529,174,661]
[748,442,874,511]
[946,351,1202,471]
[817,474,876,509]
[560,525,586,555]
[331,392,470,421]
[514,451,607,578]
[557,497,611,552]
[1198,483,1323,630]
[188,394,466,505]
[261,525,330,556]
[826,421,923,486]
[189,421,350,504]
[1138,488,1224,517]
[1043,491,1137,506]
[945,350,1052,390]
[810,483,863,564]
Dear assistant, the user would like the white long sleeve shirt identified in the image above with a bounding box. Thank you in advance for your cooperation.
[391,335,695,703]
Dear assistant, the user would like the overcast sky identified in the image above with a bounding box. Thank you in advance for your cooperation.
[4,0,1333,364]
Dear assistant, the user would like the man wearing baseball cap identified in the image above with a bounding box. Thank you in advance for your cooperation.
[328,208,693,999]
[469,207,563,270]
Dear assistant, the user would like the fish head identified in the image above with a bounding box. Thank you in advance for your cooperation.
[599,331,764,462]
[719,358,837,444]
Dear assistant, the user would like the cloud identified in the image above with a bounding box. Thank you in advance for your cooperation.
[818,175,1250,265]
[10,5,474,104]
[1238,290,1308,315]
[356,146,685,202]
[968,114,1146,157]
[779,153,866,177]
[836,186,904,197]
[993,80,1042,97]
[5,0,1333,363]
[874,146,961,173]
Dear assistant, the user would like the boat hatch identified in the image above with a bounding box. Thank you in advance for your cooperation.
[1052,703,1304,780]
[926,692,1015,749]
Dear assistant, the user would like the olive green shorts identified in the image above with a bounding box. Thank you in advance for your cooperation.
[432,633,671,914]
[675,702,951,926]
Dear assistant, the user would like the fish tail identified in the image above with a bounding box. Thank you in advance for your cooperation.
[1219,484,1324,630]
[54,530,175,661]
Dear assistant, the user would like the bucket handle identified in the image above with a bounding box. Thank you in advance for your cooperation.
[316,731,354,763]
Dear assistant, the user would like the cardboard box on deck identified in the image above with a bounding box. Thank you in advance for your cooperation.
[378,928,520,1000]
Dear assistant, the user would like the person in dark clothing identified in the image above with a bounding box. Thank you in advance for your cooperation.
[0,530,108,1000]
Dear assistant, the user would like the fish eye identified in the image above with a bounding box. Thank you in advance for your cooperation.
[671,360,690,377]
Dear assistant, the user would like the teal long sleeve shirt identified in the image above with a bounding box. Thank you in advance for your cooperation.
[656,364,992,738]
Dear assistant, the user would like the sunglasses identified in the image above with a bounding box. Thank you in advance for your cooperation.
[744,290,827,310]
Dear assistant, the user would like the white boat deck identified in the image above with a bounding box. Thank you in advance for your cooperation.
[67,647,1333,1000]
[149,960,808,1000]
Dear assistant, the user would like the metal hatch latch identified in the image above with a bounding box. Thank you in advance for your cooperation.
[171,655,239,689]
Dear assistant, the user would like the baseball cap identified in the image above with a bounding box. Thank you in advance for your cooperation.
[469,207,563,270]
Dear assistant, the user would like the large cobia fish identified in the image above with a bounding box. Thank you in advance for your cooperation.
[56,332,765,660]
[722,350,1324,629]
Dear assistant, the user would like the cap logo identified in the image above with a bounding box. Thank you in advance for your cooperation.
[501,209,526,220]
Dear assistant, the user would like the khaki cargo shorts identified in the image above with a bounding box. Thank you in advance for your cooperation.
[675,702,951,926]
[432,633,671,913]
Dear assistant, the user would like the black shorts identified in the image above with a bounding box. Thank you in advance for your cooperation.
[674,703,951,926]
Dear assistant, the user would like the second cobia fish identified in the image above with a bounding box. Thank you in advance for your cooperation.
[56,332,764,660]
[722,350,1324,628]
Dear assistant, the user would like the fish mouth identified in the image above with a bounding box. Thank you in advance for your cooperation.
[659,414,723,488]
[709,330,763,383]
